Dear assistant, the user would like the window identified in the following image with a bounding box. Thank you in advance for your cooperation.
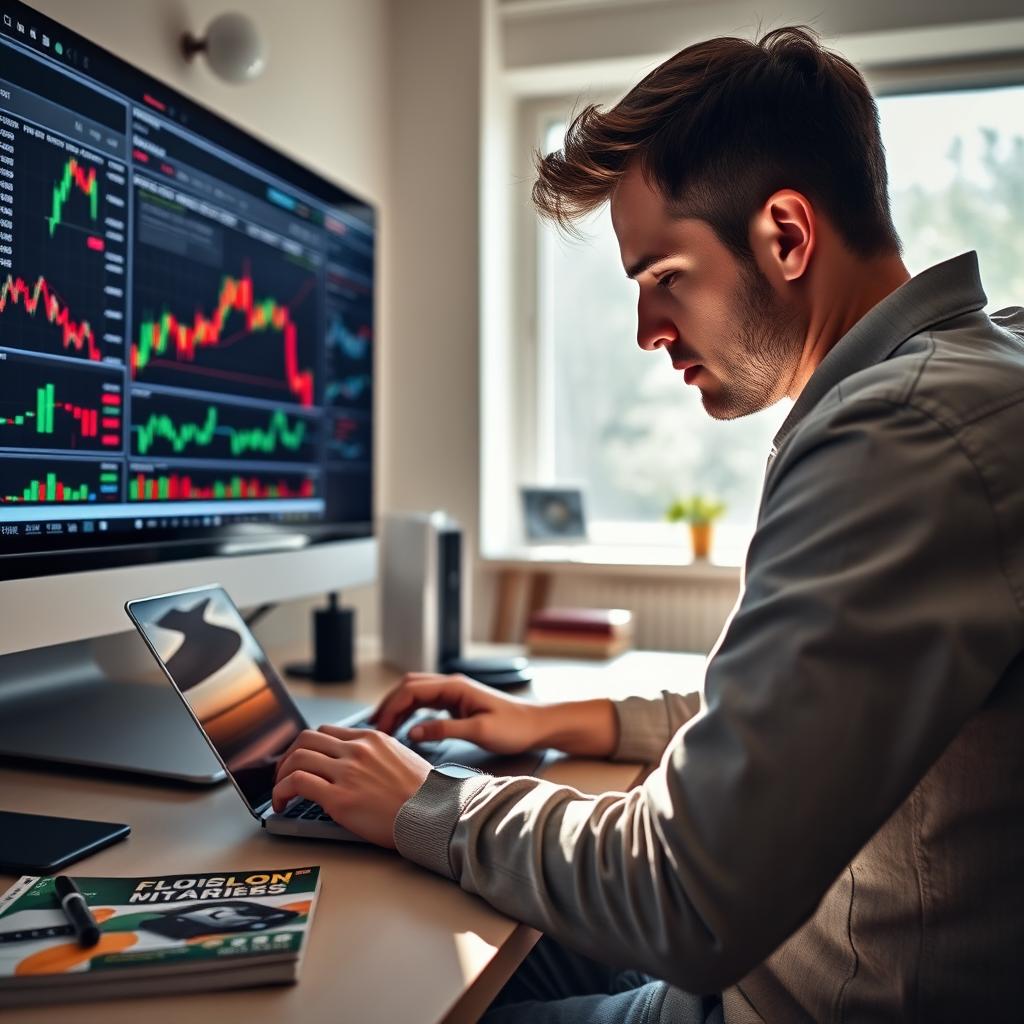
[878,83,1024,310]
[531,81,1024,552]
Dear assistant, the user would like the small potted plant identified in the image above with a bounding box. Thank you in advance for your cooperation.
[665,494,727,560]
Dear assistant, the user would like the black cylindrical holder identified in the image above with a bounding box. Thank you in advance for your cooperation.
[286,592,355,683]
[313,592,354,682]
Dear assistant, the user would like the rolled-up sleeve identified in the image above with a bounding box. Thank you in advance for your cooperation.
[394,396,1022,993]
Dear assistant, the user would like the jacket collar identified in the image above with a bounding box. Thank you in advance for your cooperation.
[771,251,987,456]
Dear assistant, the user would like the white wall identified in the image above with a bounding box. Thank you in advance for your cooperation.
[30,0,392,650]
[386,0,487,634]
[500,0,1024,70]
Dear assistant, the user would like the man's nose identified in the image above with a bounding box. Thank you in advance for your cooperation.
[637,301,678,352]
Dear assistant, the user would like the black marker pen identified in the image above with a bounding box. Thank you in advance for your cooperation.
[54,876,100,948]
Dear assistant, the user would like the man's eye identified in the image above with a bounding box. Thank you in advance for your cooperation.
[657,272,679,290]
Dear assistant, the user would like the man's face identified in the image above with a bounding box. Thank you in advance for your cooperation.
[610,163,803,419]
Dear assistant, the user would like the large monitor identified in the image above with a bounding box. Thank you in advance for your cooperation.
[0,2,376,776]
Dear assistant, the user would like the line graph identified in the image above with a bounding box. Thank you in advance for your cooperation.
[326,315,370,361]
[132,200,320,408]
[6,123,127,364]
[131,271,314,407]
[327,412,370,465]
[131,395,316,462]
[0,273,102,361]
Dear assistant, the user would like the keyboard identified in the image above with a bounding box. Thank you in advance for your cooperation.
[281,798,332,821]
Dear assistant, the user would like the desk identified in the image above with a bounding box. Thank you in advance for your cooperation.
[0,648,705,1024]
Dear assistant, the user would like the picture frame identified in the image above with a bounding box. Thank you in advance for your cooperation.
[519,486,587,543]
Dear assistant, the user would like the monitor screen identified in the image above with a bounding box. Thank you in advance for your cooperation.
[0,1,374,582]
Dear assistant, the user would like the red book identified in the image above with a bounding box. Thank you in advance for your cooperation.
[528,607,633,636]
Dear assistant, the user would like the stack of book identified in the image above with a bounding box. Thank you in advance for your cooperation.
[0,865,321,1007]
[526,606,634,659]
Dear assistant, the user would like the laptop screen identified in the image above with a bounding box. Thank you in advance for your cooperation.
[126,586,306,812]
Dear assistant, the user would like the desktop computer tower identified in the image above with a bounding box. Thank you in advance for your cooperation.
[381,512,463,673]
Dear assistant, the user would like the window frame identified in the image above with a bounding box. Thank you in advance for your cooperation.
[483,51,1024,567]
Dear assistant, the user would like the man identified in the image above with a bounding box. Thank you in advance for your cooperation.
[272,26,1024,1022]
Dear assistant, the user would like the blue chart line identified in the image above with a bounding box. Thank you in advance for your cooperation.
[326,316,370,361]
[325,374,370,404]
[333,441,365,459]
[329,415,368,462]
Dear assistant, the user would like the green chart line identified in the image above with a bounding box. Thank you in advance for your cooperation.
[48,156,100,236]
[134,405,307,456]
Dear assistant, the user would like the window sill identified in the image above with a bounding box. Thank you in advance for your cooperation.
[481,521,750,580]
[480,544,742,581]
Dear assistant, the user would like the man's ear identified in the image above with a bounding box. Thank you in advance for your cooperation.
[749,190,815,285]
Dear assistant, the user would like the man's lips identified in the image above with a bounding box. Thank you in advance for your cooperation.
[671,358,702,385]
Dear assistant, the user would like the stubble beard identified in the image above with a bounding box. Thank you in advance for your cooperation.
[700,262,803,421]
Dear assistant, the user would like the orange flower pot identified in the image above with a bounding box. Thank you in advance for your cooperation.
[690,522,712,560]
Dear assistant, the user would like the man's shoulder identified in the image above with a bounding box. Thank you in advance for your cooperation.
[798,305,1024,445]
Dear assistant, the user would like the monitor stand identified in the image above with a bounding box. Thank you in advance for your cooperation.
[0,634,365,785]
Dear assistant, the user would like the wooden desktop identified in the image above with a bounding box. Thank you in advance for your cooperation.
[0,647,705,1023]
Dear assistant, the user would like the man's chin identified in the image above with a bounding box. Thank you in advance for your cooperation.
[699,381,769,421]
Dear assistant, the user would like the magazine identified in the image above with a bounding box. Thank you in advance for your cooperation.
[0,865,320,1007]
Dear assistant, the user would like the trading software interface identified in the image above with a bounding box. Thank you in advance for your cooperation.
[0,4,374,558]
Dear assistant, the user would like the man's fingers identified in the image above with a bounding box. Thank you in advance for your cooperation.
[318,724,376,741]
[273,730,344,783]
[275,747,338,788]
[373,680,451,733]
[408,715,482,745]
[271,769,336,814]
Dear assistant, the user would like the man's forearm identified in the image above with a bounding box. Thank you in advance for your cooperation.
[536,698,619,758]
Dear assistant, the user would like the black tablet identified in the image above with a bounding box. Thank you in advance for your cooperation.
[0,811,130,874]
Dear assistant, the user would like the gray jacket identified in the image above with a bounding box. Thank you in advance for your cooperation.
[395,252,1024,1023]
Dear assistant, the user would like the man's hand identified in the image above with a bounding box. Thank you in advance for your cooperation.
[374,673,620,759]
[373,673,546,754]
[271,726,431,847]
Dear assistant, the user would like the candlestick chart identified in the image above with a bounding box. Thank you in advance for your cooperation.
[0,353,122,453]
[131,227,318,407]
[3,122,127,363]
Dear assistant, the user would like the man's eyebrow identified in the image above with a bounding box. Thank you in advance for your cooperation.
[625,253,672,280]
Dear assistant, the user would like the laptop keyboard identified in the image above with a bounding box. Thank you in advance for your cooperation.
[282,799,332,820]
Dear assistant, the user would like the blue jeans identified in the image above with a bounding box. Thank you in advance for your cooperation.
[483,936,724,1024]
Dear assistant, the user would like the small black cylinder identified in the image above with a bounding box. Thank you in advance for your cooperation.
[312,596,354,682]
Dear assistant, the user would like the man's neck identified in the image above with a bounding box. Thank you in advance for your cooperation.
[787,250,911,400]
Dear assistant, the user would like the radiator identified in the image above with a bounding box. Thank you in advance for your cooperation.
[546,573,741,654]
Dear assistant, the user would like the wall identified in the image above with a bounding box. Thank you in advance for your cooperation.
[500,0,1024,71]
[385,0,487,631]
[29,0,392,650]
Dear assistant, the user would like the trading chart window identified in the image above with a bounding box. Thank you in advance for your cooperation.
[0,4,374,562]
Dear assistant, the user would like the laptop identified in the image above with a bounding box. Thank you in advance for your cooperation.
[125,585,545,843]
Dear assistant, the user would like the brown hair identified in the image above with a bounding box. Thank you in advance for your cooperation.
[533,26,900,259]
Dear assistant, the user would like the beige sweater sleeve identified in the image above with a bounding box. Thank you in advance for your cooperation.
[612,691,703,763]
